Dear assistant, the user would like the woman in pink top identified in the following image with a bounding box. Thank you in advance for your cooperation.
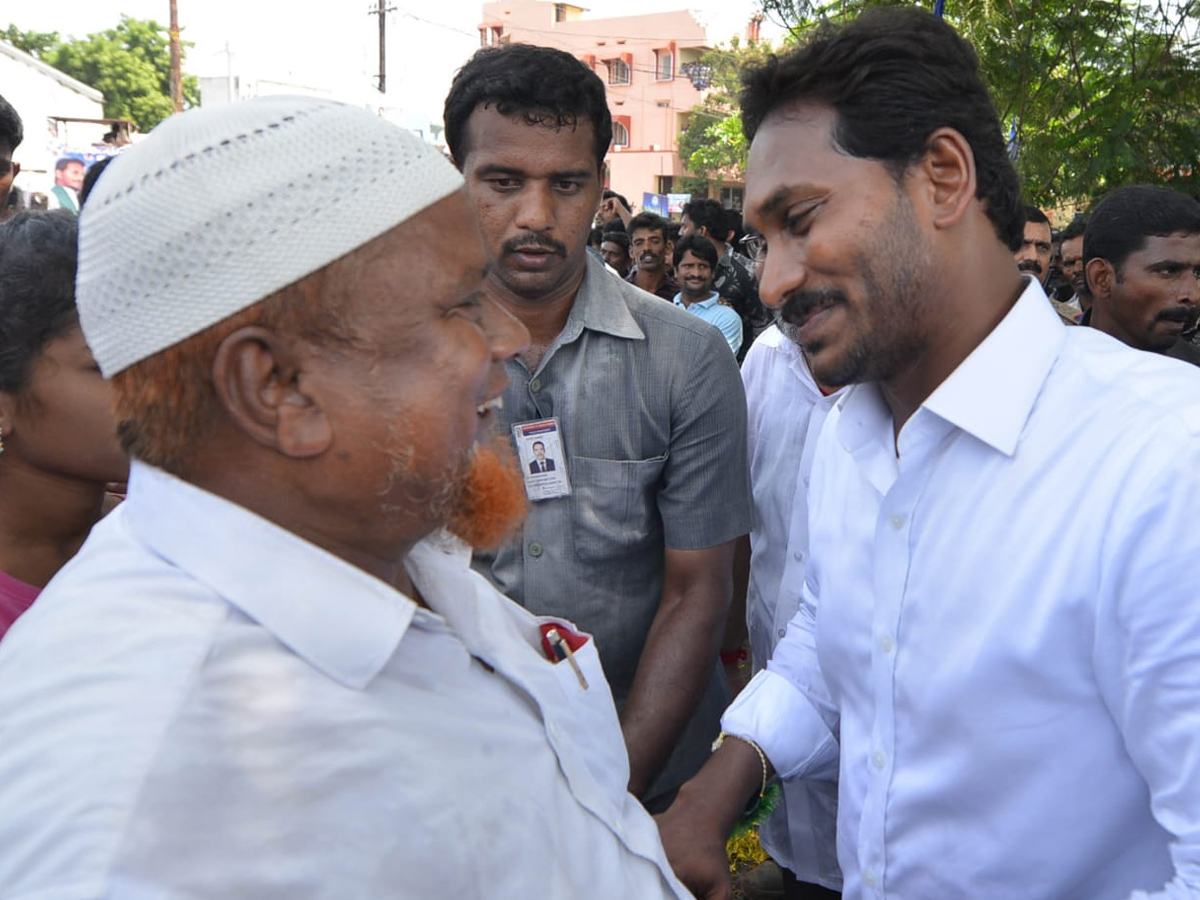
[0,210,128,640]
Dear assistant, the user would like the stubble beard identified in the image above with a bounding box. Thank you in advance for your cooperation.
[808,191,932,389]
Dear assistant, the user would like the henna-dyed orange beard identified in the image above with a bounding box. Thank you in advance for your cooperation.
[443,437,527,551]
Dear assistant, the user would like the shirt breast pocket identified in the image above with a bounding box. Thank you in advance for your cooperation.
[570,455,667,564]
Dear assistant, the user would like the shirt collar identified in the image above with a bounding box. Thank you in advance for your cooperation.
[563,254,645,342]
[673,291,719,309]
[922,277,1063,456]
[838,278,1064,459]
[124,461,416,690]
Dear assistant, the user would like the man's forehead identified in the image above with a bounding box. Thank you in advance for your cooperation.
[463,104,596,165]
[631,228,662,241]
[1025,221,1051,240]
[1131,231,1200,263]
[744,102,861,226]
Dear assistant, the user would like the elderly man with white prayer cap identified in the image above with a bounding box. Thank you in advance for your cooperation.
[0,97,696,900]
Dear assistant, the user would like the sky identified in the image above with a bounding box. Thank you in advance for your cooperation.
[9,0,784,137]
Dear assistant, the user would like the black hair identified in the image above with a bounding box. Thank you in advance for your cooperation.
[444,43,613,172]
[79,156,116,208]
[55,156,83,172]
[681,198,726,236]
[0,210,80,394]
[588,226,604,248]
[603,189,629,209]
[1058,216,1087,244]
[1084,185,1200,272]
[627,212,669,241]
[723,206,744,245]
[600,231,629,253]
[673,233,719,268]
[1022,204,1050,226]
[601,218,627,236]
[0,93,22,153]
[740,7,1022,251]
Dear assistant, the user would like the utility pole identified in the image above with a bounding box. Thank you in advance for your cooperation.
[368,0,397,94]
[169,0,183,112]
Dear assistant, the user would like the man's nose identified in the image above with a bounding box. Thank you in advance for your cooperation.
[482,296,531,360]
[514,183,555,233]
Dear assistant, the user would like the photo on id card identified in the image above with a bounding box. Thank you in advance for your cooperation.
[512,417,571,501]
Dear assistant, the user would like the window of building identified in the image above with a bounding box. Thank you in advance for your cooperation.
[657,175,675,195]
[720,186,745,211]
[607,58,631,85]
[612,121,629,148]
[555,3,567,22]
[655,50,673,81]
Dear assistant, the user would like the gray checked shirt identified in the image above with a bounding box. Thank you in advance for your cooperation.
[473,254,752,799]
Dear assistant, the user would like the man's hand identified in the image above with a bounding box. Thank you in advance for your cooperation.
[656,803,733,900]
[656,737,767,900]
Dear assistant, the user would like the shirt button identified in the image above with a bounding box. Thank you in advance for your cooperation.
[529,378,542,392]
[803,475,810,487]
[872,749,886,770]
[889,513,906,531]
[863,867,877,888]
[878,634,894,654]
[528,542,543,557]
[792,550,805,562]
[777,628,786,638]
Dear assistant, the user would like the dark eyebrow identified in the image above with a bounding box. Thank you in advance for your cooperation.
[473,164,595,181]
[757,186,796,221]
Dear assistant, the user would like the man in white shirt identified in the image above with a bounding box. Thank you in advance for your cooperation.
[659,9,1200,900]
[737,320,842,898]
[0,97,693,900]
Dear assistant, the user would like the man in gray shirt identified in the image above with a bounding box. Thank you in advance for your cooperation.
[444,43,752,807]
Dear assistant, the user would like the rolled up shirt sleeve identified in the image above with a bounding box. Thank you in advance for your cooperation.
[721,583,839,783]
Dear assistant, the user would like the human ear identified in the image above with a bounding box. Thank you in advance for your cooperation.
[919,128,976,232]
[1086,258,1114,300]
[0,392,14,445]
[210,327,332,458]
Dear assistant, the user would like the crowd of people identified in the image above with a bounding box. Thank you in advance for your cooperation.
[0,6,1198,900]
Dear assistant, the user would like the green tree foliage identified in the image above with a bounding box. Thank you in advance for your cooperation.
[677,36,778,194]
[3,17,199,132]
[755,0,1200,209]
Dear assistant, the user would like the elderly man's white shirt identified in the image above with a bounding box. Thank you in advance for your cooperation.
[723,280,1200,900]
[741,324,841,890]
[0,462,690,900]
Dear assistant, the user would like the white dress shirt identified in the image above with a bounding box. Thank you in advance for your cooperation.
[0,462,691,900]
[741,324,841,890]
[723,280,1200,899]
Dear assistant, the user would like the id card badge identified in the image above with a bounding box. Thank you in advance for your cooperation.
[513,417,572,501]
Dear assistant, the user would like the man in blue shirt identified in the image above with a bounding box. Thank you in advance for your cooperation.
[673,234,743,356]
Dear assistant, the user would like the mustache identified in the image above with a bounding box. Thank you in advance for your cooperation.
[503,234,567,257]
[1156,305,1197,324]
[1017,259,1044,275]
[779,288,849,326]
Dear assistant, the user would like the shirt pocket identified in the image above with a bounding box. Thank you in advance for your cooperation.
[570,455,667,564]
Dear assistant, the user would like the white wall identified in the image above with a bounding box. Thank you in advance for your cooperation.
[0,43,105,199]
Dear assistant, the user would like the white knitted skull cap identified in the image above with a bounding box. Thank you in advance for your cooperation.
[77,95,465,376]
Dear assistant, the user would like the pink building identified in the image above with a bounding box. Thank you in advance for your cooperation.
[479,1,737,209]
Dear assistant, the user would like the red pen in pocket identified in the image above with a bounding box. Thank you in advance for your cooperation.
[539,623,589,690]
